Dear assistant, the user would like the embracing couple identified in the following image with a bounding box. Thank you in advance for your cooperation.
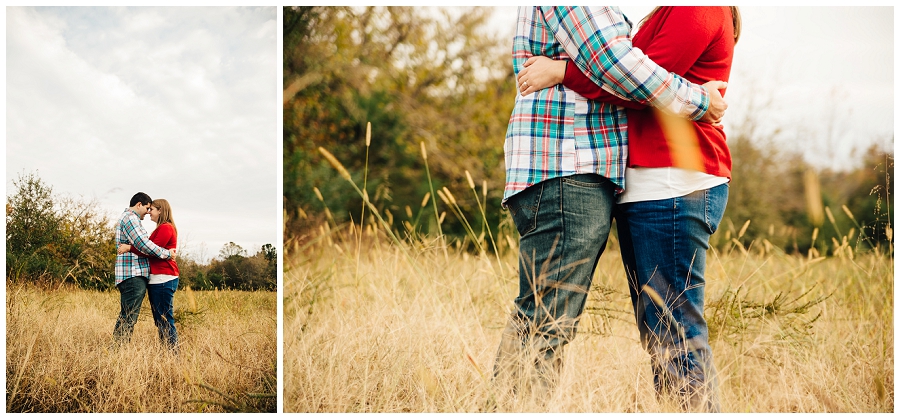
[112,192,180,352]
[494,6,739,412]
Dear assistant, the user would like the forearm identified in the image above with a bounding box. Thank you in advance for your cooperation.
[132,236,170,259]
[130,246,149,258]
[563,61,645,109]
[125,224,170,259]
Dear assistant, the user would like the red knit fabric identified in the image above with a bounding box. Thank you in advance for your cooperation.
[130,223,179,276]
[563,6,734,178]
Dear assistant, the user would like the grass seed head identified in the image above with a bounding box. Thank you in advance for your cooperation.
[465,171,475,190]
[318,147,352,181]
[442,187,457,205]
[437,189,450,206]
[842,204,856,221]
[738,219,751,239]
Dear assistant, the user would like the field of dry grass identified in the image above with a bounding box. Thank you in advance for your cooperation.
[6,285,276,413]
[285,225,893,412]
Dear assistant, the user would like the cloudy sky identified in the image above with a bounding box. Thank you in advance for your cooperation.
[491,6,894,171]
[6,6,278,262]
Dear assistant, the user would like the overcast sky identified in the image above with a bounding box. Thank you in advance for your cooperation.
[6,6,278,262]
[490,6,894,171]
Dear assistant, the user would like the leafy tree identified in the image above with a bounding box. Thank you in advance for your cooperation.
[219,241,248,260]
[205,246,276,291]
[261,243,276,263]
[208,272,227,290]
[283,6,516,241]
[6,172,59,256]
[261,243,278,284]
[6,172,115,288]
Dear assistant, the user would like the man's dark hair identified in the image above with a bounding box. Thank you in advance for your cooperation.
[130,192,152,207]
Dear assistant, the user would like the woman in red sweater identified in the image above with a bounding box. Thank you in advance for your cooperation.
[118,198,179,351]
[518,7,740,411]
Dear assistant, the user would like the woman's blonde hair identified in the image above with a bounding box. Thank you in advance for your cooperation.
[151,199,177,234]
[640,6,742,44]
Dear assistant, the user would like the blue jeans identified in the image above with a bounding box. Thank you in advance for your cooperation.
[147,278,179,351]
[113,276,147,344]
[494,174,616,389]
[615,183,728,412]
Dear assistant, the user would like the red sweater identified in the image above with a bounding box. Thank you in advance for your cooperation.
[563,6,734,178]
[131,223,179,276]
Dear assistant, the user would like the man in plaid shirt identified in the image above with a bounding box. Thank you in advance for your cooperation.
[113,192,174,344]
[493,6,727,398]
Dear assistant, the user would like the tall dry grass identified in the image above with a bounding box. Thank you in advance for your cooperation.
[285,214,893,412]
[287,134,892,412]
[6,285,276,412]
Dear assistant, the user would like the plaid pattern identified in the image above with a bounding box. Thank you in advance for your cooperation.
[114,209,170,284]
[503,6,710,202]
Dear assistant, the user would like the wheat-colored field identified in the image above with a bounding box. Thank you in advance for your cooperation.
[6,285,276,413]
[285,225,893,413]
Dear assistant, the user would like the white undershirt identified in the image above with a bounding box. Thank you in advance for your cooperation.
[618,167,729,204]
[148,274,178,285]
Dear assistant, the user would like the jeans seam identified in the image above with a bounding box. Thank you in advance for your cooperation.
[672,195,684,332]
[530,182,545,235]
[705,188,711,232]
[556,177,565,283]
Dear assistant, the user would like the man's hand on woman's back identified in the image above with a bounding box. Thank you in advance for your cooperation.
[700,81,728,125]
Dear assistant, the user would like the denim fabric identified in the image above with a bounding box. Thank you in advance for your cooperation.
[494,174,616,392]
[615,183,728,412]
[113,276,148,344]
[147,278,179,351]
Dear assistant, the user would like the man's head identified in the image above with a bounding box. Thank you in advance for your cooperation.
[129,192,152,217]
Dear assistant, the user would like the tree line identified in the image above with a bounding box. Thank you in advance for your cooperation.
[284,6,893,256]
[5,172,276,291]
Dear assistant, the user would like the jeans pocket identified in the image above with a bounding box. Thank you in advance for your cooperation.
[507,183,543,237]
[561,174,608,189]
[705,184,729,234]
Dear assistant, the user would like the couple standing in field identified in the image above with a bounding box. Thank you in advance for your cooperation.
[494,6,739,412]
[112,192,181,352]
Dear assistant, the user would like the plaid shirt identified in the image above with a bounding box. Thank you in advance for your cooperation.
[114,208,171,284]
[503,6,711,203]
